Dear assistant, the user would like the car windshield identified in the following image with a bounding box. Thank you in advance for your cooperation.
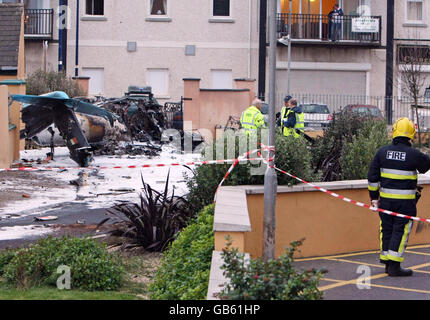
[301,104,329,114]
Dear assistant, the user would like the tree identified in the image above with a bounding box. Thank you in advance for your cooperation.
[398,43,429,148]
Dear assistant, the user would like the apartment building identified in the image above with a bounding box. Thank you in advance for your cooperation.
[274,0,386,108]
[20,0,260,104]
[394,0,430,100]
[9,0,430,114]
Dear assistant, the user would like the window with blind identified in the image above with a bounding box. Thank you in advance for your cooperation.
[86,0,104,15]
[213,0,230,17]
[151,0,167,15]
[407,0,423,21]
[147,69,169,96]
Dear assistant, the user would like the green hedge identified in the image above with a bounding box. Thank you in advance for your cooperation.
[149,204,215,300]
[186,130,317,212]
[2,237,123,291]
[340,119,391,180]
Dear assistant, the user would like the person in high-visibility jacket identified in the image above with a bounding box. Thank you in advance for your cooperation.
[277,95,292,127]
[240,99,266,135]
[367,117,430,277]
[280,99,304,138]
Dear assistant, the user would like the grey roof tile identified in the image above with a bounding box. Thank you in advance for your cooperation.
[0,3,23,70]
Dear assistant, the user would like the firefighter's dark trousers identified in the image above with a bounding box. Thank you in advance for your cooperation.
[379,199,415,263]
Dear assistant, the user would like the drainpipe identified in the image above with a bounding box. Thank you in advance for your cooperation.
[287,0,292,95]
[75,0,79,76]
[248,0,252,79]
[258,0,267,100]
[58,0,67,72]
[385,0,394,124]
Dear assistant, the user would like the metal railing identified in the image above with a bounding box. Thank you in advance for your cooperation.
[24,9,54,39]
[277,13,381,44]
[163,101,183,130]
[277,92,430,130]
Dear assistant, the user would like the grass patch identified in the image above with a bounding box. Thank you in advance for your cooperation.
[115,250,162,299]
[0,247,162,300]
[0,285,139,300]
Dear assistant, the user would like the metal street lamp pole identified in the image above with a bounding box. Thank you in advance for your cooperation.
[287,0,292,95]
[263,0,278,262]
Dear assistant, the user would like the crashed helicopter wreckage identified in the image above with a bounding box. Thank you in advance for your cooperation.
[12,91,129,167]
[12,88,204,167]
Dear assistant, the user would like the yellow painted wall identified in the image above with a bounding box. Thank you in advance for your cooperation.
[0,85,14,169]
[18,10,25,79]
[215,232,246,252]
[5,83,26,160]
[244,186,430,259]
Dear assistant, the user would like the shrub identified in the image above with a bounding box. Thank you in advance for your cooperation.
[340,119,390,180]
[106,172,194,252]
[311,113,389,181]
[26,69,84,97]
[186,130,317,212]
[149,204,214,300]
[0,249,16,276]
[3,237,123,291]
[218,238,326,300]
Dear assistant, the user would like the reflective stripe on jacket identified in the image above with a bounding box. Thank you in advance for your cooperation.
[282,108,305,138]
[240,106,265,135]
[367,138,430,201]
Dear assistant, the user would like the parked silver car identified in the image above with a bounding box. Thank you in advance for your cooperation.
[299,103,332,128]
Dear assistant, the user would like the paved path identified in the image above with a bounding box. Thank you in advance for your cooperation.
[294,244,430,300]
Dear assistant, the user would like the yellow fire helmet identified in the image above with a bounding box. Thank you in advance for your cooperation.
[393,117,416,140]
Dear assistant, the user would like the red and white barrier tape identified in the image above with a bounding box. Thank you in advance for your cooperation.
[255,145,430,224]
[214,146,275,203]
[4,145,430,224]
[0,157,265,173]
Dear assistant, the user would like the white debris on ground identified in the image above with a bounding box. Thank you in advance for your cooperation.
[0,145,201,218]
[0,225,53,241]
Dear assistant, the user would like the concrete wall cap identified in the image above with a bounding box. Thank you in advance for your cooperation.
[214,188,251,232]
[200,88,250,92]
[0,79,26,85]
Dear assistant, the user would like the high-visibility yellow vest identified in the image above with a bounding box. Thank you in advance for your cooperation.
[240,106,265,135]
[281,108,304,138]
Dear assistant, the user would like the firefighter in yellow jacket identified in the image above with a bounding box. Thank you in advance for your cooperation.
[240,99,266,135]
[368,117,430,276]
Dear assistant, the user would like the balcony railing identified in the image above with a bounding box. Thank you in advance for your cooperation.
[24,9,54,39]
[277,13,381,45]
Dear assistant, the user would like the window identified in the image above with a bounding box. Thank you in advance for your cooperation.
[407,0,423,21]
[398,45,430,65]
[147,69,169,96]
[26,0,50,9]
[211,69,232,89]
[151,0,166,15]
[213,0,230,16]
[86,0,104,16]
[82,68,104,95]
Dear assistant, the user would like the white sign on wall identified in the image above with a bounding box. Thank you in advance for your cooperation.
[352,17,379,33]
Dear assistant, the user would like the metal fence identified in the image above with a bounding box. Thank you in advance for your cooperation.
[277,92,430,130]
[277,13,381,44]
[163,101,183,130]
[24,9,54,38]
